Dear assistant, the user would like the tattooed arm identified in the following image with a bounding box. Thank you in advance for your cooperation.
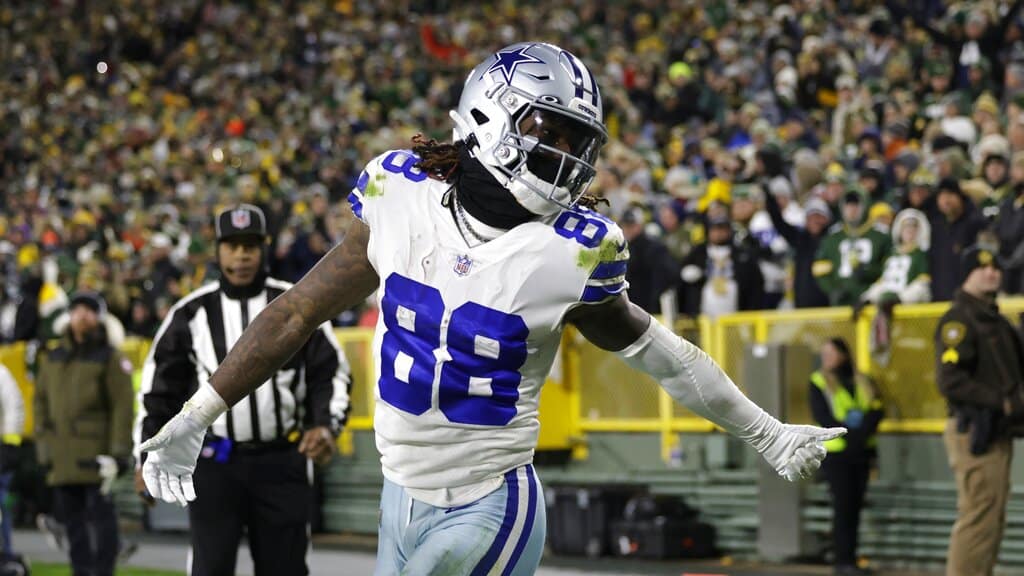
[139,217,378,505]
[212,218,378,405]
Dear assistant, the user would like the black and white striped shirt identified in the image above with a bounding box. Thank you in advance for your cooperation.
[133,278,350,460]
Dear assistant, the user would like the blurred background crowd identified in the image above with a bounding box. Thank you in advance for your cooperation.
[2,0,1024,343]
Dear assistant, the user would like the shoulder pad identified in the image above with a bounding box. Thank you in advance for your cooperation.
[553,209,629,305]
[348,149,429,222]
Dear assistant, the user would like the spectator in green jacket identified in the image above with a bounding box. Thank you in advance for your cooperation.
[34,292,134,576]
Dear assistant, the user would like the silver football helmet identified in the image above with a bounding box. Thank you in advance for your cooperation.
[451,42,608,215]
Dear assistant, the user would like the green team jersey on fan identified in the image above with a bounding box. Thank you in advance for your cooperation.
[868,249,929,301]
[813,222,892,306]
[348,149,629,508]
[861,208,931,304]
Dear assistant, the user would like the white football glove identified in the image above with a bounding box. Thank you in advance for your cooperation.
[139,384,227,507]
[743,415,845,482]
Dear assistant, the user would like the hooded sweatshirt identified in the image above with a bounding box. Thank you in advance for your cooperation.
[862,209,932,304]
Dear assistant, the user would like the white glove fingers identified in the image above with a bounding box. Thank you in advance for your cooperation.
[800,447,823,476]
[801,459,821,477]
[780,424,846,440]
[158,471,176,504]
[182,475,197,502]
[811,443,827,460]
[779,446,822,482]
[797,445,818,464]
[142,462,162,501]
[813,426,847,441]
[167,475,187,507]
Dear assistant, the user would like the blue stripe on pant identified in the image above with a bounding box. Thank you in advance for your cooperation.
[375,465,545,576]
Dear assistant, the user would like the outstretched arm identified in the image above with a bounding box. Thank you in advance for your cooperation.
[568,294,844,482]
[210,219,377,405]
[763,184,801,246]
[140,217,378,505]
[565,291,651,351]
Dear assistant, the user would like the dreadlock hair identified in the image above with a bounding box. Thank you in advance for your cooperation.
[412,134,463,183]
[409,134,607,210]
[576,193,608,210]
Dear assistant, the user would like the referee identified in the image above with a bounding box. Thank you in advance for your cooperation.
[134,204,351,576]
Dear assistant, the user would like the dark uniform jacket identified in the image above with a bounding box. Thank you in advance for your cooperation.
[135,278,350,462]
[34,328,135,486]
[936,291,1024,445]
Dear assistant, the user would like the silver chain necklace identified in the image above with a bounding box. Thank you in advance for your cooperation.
[453,193,488,246]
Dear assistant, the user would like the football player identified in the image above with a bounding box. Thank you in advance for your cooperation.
[142,43,844,575]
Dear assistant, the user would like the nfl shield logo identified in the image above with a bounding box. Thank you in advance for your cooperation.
[453,255,473,276]
[231,209,251,229]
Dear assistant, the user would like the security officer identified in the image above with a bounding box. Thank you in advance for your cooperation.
[134,204,351,576]
[809,337,884,576]
[35,291,134,576]
[937,245,1024,576]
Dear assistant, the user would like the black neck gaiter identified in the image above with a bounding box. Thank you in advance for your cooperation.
[220,270,268,299]
[455,147,538,229]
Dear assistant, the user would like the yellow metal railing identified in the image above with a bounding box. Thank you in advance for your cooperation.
[2,297,1022,460]
[566,296,1024,456]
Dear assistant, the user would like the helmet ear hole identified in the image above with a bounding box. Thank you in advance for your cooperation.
[471,109,490,125]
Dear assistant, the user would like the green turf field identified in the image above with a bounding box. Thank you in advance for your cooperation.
[32,565,183,576]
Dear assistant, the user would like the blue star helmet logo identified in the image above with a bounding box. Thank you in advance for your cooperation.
[487,45,543,85]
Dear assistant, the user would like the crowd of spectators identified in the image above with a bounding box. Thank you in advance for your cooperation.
[2,0,1024,343]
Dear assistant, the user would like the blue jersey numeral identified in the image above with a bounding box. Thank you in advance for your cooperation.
[381,150,428,182]
[379,274,444,415]
[553,211,608,248]
[377,274,529,426]
[440,302,529,426]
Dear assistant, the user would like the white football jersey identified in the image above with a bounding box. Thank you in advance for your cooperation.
[348,150,629,507]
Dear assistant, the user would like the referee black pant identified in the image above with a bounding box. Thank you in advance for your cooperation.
[188,444,311,576]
